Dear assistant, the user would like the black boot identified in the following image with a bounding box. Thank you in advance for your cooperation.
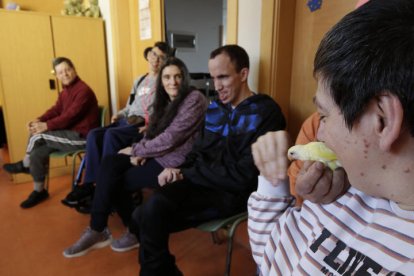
[3,161,30,174]
[20,190,49,208]
[61,182,95,207]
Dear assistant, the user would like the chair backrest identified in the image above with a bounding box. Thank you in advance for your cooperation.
[98,106,107,127]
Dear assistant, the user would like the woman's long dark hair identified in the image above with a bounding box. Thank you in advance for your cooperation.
[145,57,191,139]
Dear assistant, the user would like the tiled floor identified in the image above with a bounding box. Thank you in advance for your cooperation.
[0,149,256,276]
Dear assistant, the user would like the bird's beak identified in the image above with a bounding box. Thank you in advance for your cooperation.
[287,150,295,161]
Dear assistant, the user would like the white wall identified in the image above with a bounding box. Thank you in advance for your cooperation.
[237,0,262,92]
[165,0,223,73]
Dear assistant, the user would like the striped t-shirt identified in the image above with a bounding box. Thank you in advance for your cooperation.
[248,176,414,275]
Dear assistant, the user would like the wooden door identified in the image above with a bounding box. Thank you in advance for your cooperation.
[288,0,355,138]
[51,15,110,113]
[107,0,134,111]
[259,0,296,123]
[0,10,57,183]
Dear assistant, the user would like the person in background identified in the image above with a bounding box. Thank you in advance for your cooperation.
[3,57,99,208]
[132,45,286,276]
[63,57,208,258]
[143,46,152,61]
[62,42,173,208]
[249,0,414,274]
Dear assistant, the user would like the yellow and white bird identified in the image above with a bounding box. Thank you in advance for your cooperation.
[287,141,342,170]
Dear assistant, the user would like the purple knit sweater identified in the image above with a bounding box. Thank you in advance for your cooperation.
[131,90,208,168]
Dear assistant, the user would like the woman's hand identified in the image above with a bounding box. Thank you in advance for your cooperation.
[118,146,132,155]
[130,156,147,166]
[138,125,147,134]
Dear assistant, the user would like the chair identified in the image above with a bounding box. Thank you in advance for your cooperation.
[189,72,215,100]
[46,106,106,189]
[196,212,248,276]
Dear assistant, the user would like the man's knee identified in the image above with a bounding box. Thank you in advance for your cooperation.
[30,148,50,163]
[88,127,109,147]
[133,193,174,226]
[104,127,119,140]
[103,127,122,148]
[87,127,100,141]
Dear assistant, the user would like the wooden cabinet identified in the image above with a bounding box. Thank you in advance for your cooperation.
[0,10,109,183]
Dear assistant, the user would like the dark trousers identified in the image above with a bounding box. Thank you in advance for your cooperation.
[90,154,163,232]
[83,119,143,183]
[132,179,247,276]
[28,130,86,182]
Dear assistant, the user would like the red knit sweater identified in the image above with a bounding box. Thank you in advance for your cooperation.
[39,77,99,138]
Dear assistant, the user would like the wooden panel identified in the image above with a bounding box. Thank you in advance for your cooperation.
[259,0,296,122]
[0,10,56,182]
[0,0,62,14]
[259,0,275,96]
[109,0,134,111]
[288,0,355,138]
[51,15,110,111]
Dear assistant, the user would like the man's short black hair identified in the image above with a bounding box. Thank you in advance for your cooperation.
[144,47,152,60]
[52,57,75,70]
[210,44,249,72]
[153,41,174,57]
[314,0,414,135]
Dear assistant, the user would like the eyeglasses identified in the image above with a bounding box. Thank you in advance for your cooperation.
[149,51,167,61]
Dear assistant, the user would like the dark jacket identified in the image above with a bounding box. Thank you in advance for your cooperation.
[181,93,286,198]
[39,76,99,137]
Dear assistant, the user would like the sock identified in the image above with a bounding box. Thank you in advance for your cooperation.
[34,181,45,192]
[23,155,30,167]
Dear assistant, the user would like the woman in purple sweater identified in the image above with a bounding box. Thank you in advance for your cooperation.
[63,57,208,258]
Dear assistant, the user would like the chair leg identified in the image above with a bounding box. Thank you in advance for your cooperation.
[225,216,248,276]
[44,174,49,191]
[72,155,85,189]
[225,233,234,276]
[44,162,50,191]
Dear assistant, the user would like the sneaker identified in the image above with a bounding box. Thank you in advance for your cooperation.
[61,182,95,207]
[20,190,49,208]
[111,230,139,252]
[3,161,30,174]
[63,227,112,258]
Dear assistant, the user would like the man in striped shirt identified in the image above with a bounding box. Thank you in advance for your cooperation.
[249,0,414,274]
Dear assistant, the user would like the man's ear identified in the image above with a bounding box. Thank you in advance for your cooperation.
[376,93,403,151]
[240,68,249,82]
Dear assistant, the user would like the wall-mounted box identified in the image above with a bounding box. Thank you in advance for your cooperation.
[169,31,196,50]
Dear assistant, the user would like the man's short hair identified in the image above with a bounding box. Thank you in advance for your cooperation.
[314,0,414,135]
[144,47,152,60]
[153,41,174,57]
[52,57,75,70]
[210,44,250,72]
